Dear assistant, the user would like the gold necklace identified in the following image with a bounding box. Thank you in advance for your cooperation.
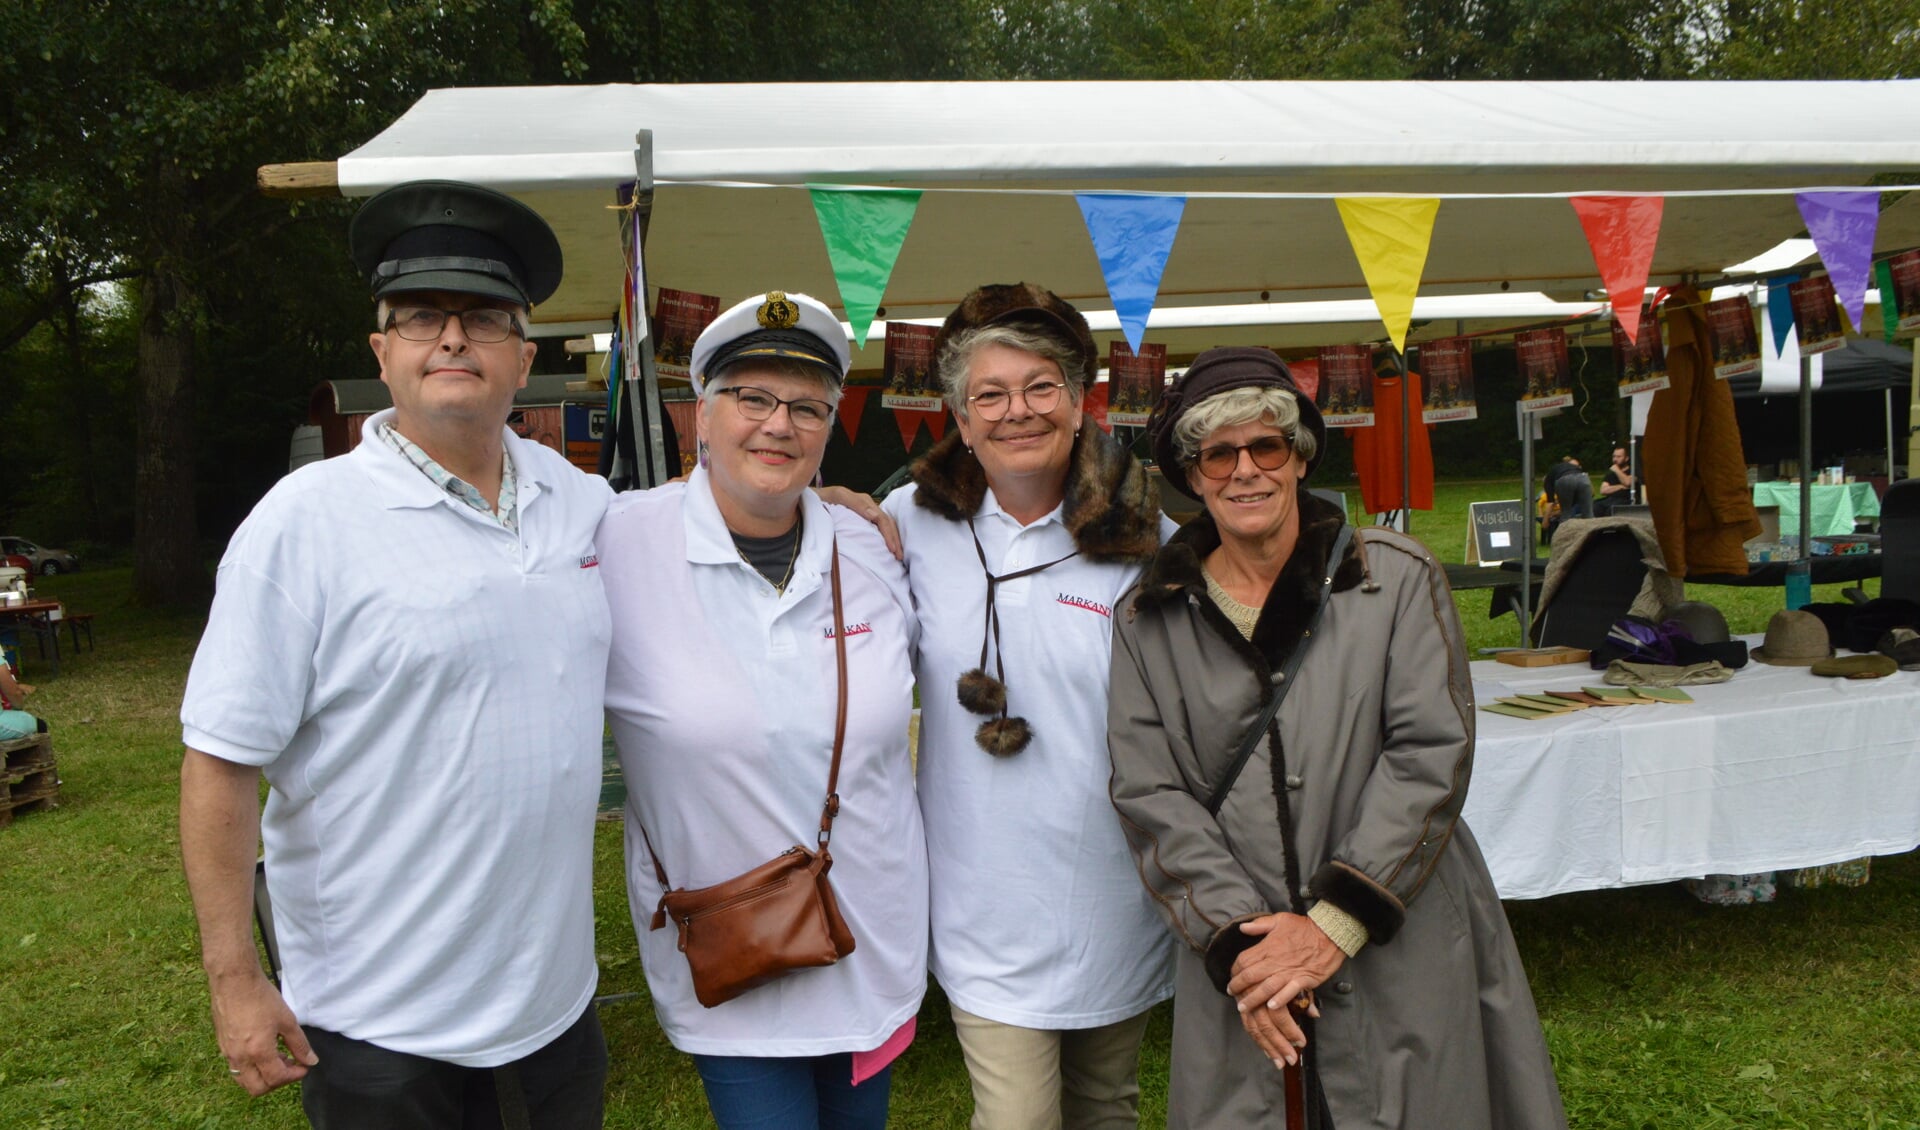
[736,514,803,594]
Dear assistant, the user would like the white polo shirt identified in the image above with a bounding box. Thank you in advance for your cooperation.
[600,468,928,1056]
[883,485,1176,1029]
[181,409,613,1067]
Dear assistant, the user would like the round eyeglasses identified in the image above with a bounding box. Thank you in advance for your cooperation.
[385,305,523,344]
[967,379,1066,422]
[718,385,835,432]
[1192,434,1294,480]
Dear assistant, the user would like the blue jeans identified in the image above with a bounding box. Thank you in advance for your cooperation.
[690,1053,891,1130]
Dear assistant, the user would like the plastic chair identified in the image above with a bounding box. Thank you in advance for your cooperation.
[1530,526,1650,650]
[1881,479,1920,603]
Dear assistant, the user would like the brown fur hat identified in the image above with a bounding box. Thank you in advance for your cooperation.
[931,283,1098,391]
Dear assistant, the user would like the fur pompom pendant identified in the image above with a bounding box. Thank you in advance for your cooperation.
[974,716,1033,757]
[956,668,1007,715]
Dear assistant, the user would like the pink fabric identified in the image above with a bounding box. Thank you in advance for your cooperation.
[851,1016,916,1086]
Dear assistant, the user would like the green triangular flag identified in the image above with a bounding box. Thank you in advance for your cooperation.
[1876,259,1898,343]
[809,186,921,347]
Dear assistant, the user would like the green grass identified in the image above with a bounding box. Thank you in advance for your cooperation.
[3,548,1916,1129]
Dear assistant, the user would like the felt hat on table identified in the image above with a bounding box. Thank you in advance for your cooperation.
[1750,609,1833,666]
[1876,627,1920,671]
[1810,653,1898,679]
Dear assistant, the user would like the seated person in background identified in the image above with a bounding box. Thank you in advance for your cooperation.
[1596,446,1634,515]
[1543,456,1592,540]
[1,651,46,739]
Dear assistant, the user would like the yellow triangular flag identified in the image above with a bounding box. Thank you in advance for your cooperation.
[1336,198,1440,352]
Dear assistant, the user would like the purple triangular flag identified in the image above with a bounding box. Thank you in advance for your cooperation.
[1795,191,1880,332]
[1077,193,1186,352]
[1767,274,1798,355]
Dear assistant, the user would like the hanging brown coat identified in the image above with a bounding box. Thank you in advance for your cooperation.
[1107,490,1566,1130]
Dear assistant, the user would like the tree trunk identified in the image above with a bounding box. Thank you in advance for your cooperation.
[132,259,208,605]
[57,270,103,540]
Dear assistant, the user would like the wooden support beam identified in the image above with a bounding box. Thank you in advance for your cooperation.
[257,161,341,199]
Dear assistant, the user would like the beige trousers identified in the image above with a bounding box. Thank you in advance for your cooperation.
[949,1002,1154,1130]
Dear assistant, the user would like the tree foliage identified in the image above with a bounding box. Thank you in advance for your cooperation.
[2,0,1915,598]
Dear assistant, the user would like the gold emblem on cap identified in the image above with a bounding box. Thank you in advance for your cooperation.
[757,291,800,330]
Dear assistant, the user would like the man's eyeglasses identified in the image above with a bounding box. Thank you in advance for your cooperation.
[385,305,523,344]
[1192,434,1294,480]
[967,379,1066,422]
[718,386,835,432]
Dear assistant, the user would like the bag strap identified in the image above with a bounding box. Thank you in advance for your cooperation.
[644,539,850,929]
[1206,525,1353,818]
[818,541,848,852]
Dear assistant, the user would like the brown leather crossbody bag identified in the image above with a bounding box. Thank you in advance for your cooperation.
[640,542,856,1008]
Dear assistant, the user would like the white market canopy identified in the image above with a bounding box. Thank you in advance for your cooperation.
[313,80,1920,338]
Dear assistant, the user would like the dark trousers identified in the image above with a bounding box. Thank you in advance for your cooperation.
[301,1002,606,1130]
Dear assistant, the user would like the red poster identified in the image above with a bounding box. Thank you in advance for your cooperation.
[1705,294,1761,379]
[1106,342,1167,428]
[1788,275,1845,356]
[1612,301,1669,396]
[1418,338,1477,423]
[1317,344,1375,428]
[1515,328,1572,410]
[880,322,942,413]
[652,288,721,383]
[1889,248,1920,333]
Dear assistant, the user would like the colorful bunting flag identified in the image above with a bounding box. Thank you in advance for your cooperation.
[1569,196,1664,344]
[1766,274,1798,355]
[1076,193,1186,353]
[810,186,922,347]
[836,386,871,444]
[1335,198,1439,352]
[1795,190,1880,333]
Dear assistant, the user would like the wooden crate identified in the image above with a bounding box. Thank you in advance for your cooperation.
[3,732,54,780]
[0,733,58,828]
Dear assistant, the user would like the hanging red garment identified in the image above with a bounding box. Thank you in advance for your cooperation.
[1351,368,1435,514]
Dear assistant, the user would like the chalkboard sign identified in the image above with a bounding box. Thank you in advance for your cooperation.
[1467,499,1529,564]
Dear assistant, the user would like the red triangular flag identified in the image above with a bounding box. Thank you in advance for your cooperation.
[1570,196,1664,343]
[1084,382,1111,433]
[893,408,925,452]
[925,411,949,443]
[836,387,870,444]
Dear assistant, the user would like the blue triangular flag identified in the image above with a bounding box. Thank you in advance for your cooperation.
[1076,193,1186,352]
[1767,274,1798,355]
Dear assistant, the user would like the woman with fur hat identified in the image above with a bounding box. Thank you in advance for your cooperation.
[880,283,1175,1129]
[600,290,926,1130]
[1106,348,1565,1129]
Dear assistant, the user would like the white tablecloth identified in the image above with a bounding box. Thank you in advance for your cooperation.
[1462,638,1920,899]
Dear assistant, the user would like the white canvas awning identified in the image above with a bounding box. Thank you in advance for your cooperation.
[329,80,1920,332]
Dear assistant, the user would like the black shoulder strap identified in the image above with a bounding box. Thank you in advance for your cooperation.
[1206,525,1354,818]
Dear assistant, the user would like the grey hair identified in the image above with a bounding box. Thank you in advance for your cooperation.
[936,323,1087,419]
[374,298,531,338]
[1172,387,1316,465]
[700,359,845,409]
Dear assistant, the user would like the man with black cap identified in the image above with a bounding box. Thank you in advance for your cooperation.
[180,181,612,1127]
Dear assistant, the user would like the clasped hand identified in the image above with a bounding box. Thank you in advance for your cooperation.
[1226,912,1345,1069]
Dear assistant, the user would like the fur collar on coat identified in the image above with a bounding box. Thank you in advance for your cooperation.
[1132,486,1369,667]
[905,425,1162,563]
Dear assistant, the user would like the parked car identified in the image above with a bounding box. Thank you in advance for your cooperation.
[0,537,80,575]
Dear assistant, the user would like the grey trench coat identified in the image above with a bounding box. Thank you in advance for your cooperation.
[1107,491,1566,1129]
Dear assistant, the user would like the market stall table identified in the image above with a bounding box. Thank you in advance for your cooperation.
[1460,640,1920,900]
[1752,480,1881,537]
[0,600,64,676]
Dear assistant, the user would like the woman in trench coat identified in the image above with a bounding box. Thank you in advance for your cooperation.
[1105,347,1566,1130]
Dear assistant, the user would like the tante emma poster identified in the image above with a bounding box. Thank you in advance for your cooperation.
[1418,337,1477,423]
[1515,329,1572,411]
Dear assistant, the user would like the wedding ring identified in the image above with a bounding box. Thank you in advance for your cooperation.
[228,1066,244,1075]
